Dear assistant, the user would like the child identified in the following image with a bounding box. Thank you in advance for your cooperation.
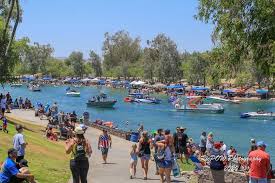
[130,144,138,179]
[2,117,8,133]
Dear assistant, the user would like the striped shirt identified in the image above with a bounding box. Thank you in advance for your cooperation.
[99,135,110,148]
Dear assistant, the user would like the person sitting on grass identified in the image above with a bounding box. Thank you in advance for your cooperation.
[0,148,36,183]
[46,127,58,141]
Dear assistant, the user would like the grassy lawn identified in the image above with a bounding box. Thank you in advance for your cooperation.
[0,119,71,183]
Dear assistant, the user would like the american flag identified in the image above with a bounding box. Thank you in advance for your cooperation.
[100,135,109,148]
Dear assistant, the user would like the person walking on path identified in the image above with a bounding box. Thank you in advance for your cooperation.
[65,126,92,183]
[129,144,138,179]
[156,129,174,183]
[137,131,151,180]
[98,129,112,164]
[153,129,165,175]
[248,141,270,183]
[13,125,27,162]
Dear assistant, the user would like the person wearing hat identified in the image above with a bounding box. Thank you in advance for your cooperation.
[0,148,36,183]
[13,124,27,162]
[65,126,92,183]
[153,129,165,175]
[248,141,270,183]
[173,126,188,164]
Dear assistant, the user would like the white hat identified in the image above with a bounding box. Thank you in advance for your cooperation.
[74,126,84,135]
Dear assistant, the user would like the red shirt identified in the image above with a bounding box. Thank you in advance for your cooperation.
[248,149,270,178]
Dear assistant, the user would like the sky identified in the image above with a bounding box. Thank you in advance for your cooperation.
[17,0,214,58]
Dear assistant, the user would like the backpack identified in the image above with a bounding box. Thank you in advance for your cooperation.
[73,140,87,160]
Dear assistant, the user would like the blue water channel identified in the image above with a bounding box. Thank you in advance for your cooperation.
[1,85,275,163]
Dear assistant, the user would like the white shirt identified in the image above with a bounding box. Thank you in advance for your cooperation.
[1,98,7,109]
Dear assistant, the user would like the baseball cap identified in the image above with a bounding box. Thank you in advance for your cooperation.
[180,126,186,130]
[256,141,267,147]
[19,159,28,167]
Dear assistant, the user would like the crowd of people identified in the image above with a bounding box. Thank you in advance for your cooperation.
[125,125,275,183]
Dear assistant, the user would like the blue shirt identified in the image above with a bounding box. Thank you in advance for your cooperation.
[13,133,25,156]
[0,158,19,183]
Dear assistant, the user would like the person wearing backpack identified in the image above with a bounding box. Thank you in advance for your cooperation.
[65,126,92,183]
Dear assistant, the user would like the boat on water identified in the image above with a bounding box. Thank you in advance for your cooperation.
[174,96,224,113]
[87,99,117,108]
[240,111,275,120]
[66,90,81,97]
[206,96,241,104]
[10,83,23,87]
[126,93,161,104]
[29,85,41,92]
[66,87,80,97]
[87,94,117,108]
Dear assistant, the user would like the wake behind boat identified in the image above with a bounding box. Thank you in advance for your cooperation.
[10,83,23,87]
[174,96,224,113]
[240,111,275,120]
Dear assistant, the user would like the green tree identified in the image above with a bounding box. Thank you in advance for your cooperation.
[146,34,182,82]
[89,50,102,77]
[66,51,85,77]
[102,30,141,78]
[196,0,275,86]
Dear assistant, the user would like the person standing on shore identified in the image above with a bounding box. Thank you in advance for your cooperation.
[153,129,165,175]
[206,132,214,153]
[13,125,27,162]
[138,131,151,180]
[174,126,188,163]
[1,96,7,116]
[199,132,207,155]
[248,141,270,183]
[65,126,92,183]
[98,129,112,164]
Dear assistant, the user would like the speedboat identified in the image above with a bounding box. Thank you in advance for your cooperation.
[174,96,224,113]
[206,96,241,104]
[134,98,161,104]
[10,83,22,87]
[29,85,41,92]
[86,99,117,108]
[240,112,275,120]
[66,90,80,97]
[128,93,161,104]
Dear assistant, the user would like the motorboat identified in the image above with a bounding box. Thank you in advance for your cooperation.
[206,96,241,104]
[134,98,161,104]
[174,96,224,113]
[124,97,135,103]
[127,93,161,104]
[86,99,117,108]
[29,85,41,92]
[10,83,22,87]
[240,112,275,120]
[87,94,117,108]
[66,90,81,97]
[66,87,80,97]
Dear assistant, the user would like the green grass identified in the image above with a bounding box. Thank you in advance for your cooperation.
[0,120,71,183]
[178,160,195,171]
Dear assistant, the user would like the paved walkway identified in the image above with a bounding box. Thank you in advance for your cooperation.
[6,109,188,183]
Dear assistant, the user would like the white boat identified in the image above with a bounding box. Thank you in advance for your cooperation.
[10,83,23,87]
[29,85,41,92]
[240,112,275,120]
[174,96,224,113]
[66,90,80,97]
[134,98,160,104]
[206,96,241,104]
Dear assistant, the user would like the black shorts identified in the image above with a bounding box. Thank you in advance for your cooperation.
[9,176,25,183]
[176,146,188,154]
[1,108,5,113]
[200,147,206,153]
